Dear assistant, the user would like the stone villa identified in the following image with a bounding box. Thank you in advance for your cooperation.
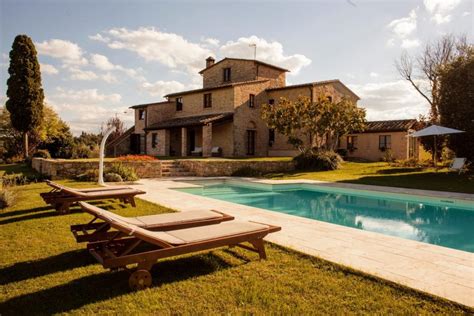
[108,57,424,161]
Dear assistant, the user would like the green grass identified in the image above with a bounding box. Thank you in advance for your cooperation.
[0,176,471,314]
[269,162,474,194]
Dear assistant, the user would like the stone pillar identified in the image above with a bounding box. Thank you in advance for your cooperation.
[202,123,212,157]
[157,129,170,156]
[181,127,188,157]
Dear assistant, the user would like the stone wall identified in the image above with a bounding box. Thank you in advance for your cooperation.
[179,160,295,177]
[32,158,162,180]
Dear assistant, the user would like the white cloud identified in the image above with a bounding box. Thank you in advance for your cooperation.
[202,37,220,46]
[69,67,99,81]
[141,80,186,98]
[369,72,379,78]
[424,0,461,24]
[401,38,421,49]
[102,72,119,83]
[462,11,471,17]
[348,80,430,120]
[220,36,311,75]
[91,27,212,75]
[48,87,127,134]
[387,9,417,39]
[90,54,115,71]
[40,63,59,75]
[36,39,88,65]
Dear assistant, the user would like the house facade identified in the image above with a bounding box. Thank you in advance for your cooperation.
[126,57,360,157]
[339,119,428,161]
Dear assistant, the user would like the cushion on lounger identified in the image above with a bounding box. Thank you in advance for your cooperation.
[134,210,223,228]
[141,221,269,245]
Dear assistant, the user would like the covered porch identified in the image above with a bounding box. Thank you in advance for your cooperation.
[145,112,234,157]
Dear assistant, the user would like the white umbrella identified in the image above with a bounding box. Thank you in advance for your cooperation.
[408,125,464,166]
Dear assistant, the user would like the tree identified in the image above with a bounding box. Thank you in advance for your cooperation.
[396,34,469,123]
[5,35,44,158]
[101,115,126,143]
[261,96,366,153]
[438,46,474,161]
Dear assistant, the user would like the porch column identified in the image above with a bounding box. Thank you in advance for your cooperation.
[157,129,170,156]
[202,123,212,157]
[181,127,188,157]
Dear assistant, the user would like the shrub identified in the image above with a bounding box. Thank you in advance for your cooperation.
[72,144,92,159]
[116,155,157,161]
[0,188,16,209]
[76,169,99,182]
[293,150,343,171]
[104,172,123,182]
[1,173,28,187]
[32,149,51,159]
[107,163,139,181]
[231,167,262,177]
[336,149,348,158]
[381,149,395,162]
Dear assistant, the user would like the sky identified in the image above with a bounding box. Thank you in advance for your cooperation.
[0,0,472,135]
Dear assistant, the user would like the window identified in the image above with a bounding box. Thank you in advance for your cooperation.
[223,67,231,82]
[347,136,357,150]
[203,93,212,108]
[176,97,183,111]
[151,133,158,148]
[138,109,145,120]
[269,129,275,146]
[249,94,255,108]
[247,130,256,155]
[327,96,333,102]
[268,99,275,106]
[379,135,391,150]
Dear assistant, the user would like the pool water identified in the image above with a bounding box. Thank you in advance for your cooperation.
[176,181,474,253]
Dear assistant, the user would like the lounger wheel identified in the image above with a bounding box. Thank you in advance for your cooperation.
[129,269,152,290]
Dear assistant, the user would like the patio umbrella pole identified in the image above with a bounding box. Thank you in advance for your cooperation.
[433,135,437,168]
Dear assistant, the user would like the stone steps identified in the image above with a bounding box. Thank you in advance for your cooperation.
[160,161,195,177]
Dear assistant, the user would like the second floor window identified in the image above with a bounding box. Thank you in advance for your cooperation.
[203,93,212,108]
[176,97,183,111]
[151,133,158,148]
[379,135,391,150]
[138,109,145,120]
[268,99,275,106]
[249,94,255,108]
[223,67,231,82]
[347,136,357,150]
[327,96,333,102]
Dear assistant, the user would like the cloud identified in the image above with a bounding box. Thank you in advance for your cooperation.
[102,72,119,83]
[219,36,311,75]
[348,80,430,120]
[69,67,99,81]
[387,9,417,39]
[90,53,145,81]
[202,37,220,46]
[48,87,127,134]
[462,11,471,17]
[424,0,461,24]
[90,54,115,71]
[401,38,421,49]
[36,39,88,65]
[141,80,186,98]
[40,63,59,75]
[91,27,212,75]
[369,72,379,78]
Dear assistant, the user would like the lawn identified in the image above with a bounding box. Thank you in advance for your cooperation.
[0,175,471,314]
[269,161,474,194]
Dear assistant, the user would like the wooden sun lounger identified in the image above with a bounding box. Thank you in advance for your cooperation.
[72,202,234,243]
[41,180,145,213]
[81,202,281,290]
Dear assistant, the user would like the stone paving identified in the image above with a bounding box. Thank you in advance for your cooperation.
[132,177,474,307]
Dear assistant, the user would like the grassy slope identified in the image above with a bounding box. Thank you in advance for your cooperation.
[0,178,471,314]
[269,162,474,194]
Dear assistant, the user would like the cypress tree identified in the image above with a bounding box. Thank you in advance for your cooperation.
[6,34,44,158]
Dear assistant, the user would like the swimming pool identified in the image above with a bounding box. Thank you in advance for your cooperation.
[175,180,474,253]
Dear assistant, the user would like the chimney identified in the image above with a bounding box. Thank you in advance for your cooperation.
[206,56,215,68]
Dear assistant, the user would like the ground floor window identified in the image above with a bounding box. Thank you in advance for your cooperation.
[269,129,275,146]
[151,133,158,148]
[347,136,357,150]
[247,130,256,155]
[379,135,391,151]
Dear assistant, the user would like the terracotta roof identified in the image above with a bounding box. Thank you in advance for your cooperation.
[198,57,290,74]
[164,80,269,98]
[265,80,360,100]
[145,112,234,130]
[129,101,171,109]
[359,119,420,133]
